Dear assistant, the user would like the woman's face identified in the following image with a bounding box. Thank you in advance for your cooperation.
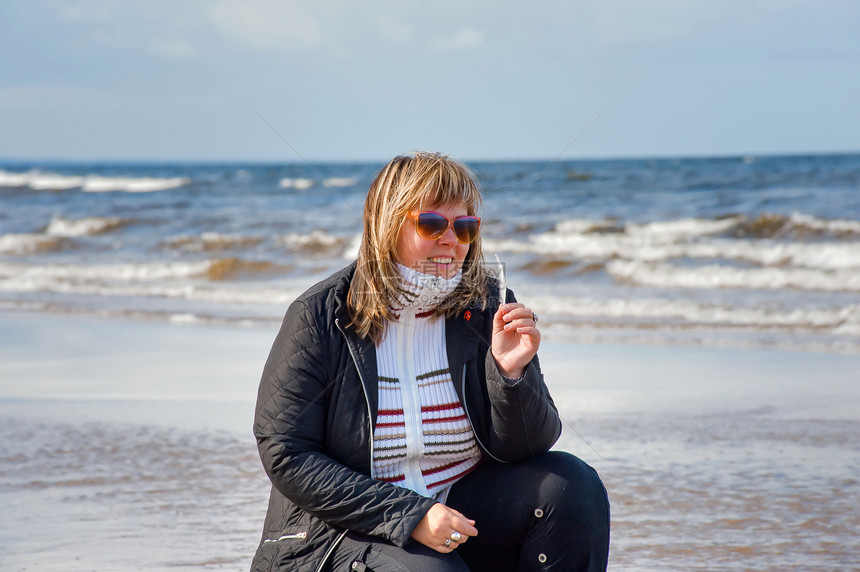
[395,202,472,279]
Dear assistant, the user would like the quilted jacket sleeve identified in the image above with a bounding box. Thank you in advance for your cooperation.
[254,299,436,547]
[480,288,562,463]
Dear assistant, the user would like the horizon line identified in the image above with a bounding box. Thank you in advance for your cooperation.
[1,149,859,166]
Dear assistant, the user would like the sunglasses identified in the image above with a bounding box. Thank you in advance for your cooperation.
[409,211,482,244]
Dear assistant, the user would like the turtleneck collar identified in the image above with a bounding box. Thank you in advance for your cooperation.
[391,263,462,314]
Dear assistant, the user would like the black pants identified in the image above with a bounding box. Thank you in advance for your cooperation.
[328,451,610,571]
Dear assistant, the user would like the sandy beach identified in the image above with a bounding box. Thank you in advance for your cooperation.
[1,311,859,571]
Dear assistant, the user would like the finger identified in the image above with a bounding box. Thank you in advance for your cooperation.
[495,303,525,326]
[451,518,479,538]
[448,529,472,545]
[513,326,542,345]
[503,317,537,332]
[492,305,511,333]
[499,302,524,313]
[501,306,534,323]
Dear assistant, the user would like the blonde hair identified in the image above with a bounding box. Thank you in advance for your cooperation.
[348,151,490,342]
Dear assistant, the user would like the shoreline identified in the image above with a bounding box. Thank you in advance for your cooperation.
[2,311,859,570]
[3,309,858,412]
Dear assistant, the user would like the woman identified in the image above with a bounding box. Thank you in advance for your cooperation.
[252,152,610,571]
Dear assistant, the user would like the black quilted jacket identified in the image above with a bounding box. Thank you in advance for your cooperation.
[251,262,562,571]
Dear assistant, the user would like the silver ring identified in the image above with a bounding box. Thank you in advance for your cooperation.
[532,312,539,324]
[451,531,461,542]
[444,538,452,547]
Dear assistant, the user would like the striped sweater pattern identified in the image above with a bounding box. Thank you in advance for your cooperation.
[372,265,482,501]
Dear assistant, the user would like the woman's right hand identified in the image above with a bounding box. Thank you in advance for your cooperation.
[410,502,478,553]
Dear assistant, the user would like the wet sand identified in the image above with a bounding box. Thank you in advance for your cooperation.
[1,312,858,570]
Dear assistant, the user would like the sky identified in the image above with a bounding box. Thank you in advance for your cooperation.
[1,0,859,163]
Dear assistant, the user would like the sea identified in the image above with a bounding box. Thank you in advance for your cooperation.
[2,154,859,569]
[2,152,859,353]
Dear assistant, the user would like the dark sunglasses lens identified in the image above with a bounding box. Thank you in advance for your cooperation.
[416,213,449,239]
[453,217,480,243]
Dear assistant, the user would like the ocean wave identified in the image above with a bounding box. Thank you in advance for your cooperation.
[44,215,127,237]
[205,257,290,280]
[554,219,621,234]
[0,170,31,187]
[787,213,860,236]
[486,215,860,271]
[81,175,190,193]
[276,230,352,254]
[625,216,745,238]
[278,177,314,190]
[162,232,264,252]
[607,260,860,292]
[0,260,213,282]
[0,257,290,286]
[0,272,302,306]
[529,296,860,333]
[0,170,190,192]
[323,177,357,188]
[553,213,860,241]
[0,233,67,254]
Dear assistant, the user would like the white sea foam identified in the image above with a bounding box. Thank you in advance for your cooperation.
[0,233,65,254]
[0,170,85,190]
[45,215,125,237]
[0,269,302,305]
[81,175,190,193]
[278,177,314,190]
[529,296,860,332]
[0,170,189,192]
[790,213,860,235]
[485,217,860,271]
[323,177,357,188]
[277,230,349,253]
[554,219,619,234]
[163,232,263,252]
[28,173,86,191]
[625,216,745,238]
[0,260,213,282]
[0,170,31,187]
[607,260,860,293]
[343,234,362,260]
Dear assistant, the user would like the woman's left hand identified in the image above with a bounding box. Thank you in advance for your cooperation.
[491,302,540,379]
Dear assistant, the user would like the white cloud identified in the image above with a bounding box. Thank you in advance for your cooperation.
[432,28,485,51]
[208,1,324,51]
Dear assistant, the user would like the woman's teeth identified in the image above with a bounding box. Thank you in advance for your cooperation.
[429,257,453,264]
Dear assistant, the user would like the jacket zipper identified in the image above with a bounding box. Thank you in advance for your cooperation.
[397,307,429,495]
[459,363,506,464]
[335,317,375,476]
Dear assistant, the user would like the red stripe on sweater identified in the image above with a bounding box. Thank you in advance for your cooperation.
[377,409,404,416]
[422,414,468,424]
[421,459,465,477]
[421,402,461,413]
[427,462,480,490]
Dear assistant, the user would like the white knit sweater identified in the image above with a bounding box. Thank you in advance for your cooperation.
[372,264,483,501]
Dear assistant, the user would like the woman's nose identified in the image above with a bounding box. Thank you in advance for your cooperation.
[437,226,458,245]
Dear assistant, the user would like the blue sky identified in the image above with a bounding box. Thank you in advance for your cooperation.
[1,1,858,162]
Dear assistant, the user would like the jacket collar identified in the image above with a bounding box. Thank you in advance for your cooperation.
[334,260,487,424]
